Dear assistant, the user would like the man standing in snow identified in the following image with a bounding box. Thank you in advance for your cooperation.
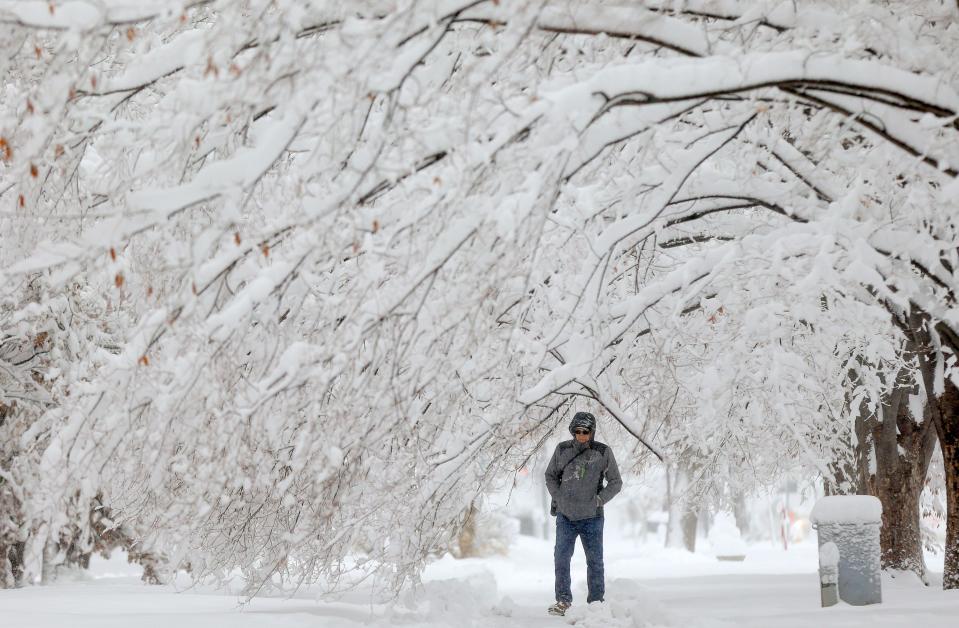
[544,411,623,616]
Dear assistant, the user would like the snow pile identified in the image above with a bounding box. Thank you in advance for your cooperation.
[708,512,747,560]
[399,569,498,621]
[561,579,685,628]
[491,595,518,617]
[810,496,882,525]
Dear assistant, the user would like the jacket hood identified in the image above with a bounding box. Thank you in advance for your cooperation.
[568,411,597,437]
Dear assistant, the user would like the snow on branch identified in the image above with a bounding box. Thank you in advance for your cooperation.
[0,1,210,29]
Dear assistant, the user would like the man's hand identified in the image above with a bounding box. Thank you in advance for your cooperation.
[595,495,603,507]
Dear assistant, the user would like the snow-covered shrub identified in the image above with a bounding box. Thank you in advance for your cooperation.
[708,512,747,560]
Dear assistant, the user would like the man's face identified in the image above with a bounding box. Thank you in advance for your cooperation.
[574,428,591,443]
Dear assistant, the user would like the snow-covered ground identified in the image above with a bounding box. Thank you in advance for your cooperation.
[3,535,957,628]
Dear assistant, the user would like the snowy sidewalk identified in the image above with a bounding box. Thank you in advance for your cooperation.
[3,537,958,628]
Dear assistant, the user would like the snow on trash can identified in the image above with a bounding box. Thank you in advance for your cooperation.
[818,542,839,607]
[810,495,882,606]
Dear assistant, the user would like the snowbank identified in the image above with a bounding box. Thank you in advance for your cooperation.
[560,579,684,628]
[407,569,498,618]
[5,536,959,628]
[402,561,695,628]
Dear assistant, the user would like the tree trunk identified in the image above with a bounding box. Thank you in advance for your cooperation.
[835,363,872,497]
[1,541,24,588]
[681,508,698,552]
[40,537,57,585]
[665,463,684,549]
[868,363,937,580]
[455,503,477,558]
[906,315,959,589]
[935,377,959,589]
[845,325,936,581]
[875,453,931,577]
[732,492,750,539]
[665,462,698,552]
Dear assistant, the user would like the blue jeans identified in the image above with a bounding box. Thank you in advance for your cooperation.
[554,513,604,604]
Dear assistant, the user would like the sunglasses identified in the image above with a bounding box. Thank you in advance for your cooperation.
[573,429,592,435]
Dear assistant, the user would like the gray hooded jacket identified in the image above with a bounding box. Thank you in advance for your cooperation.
[545,438,623,521]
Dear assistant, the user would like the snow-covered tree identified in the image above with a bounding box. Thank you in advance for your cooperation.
[2,0,959,591]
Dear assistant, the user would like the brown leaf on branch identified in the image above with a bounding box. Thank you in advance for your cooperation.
[0,137,11,161]
[115,273,124,288]
[707,306,727,324]
[204,57,219,78]
[109,247,116,261]
[29,163,38,178]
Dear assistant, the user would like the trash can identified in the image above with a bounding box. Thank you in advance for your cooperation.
[810,495,882,606]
